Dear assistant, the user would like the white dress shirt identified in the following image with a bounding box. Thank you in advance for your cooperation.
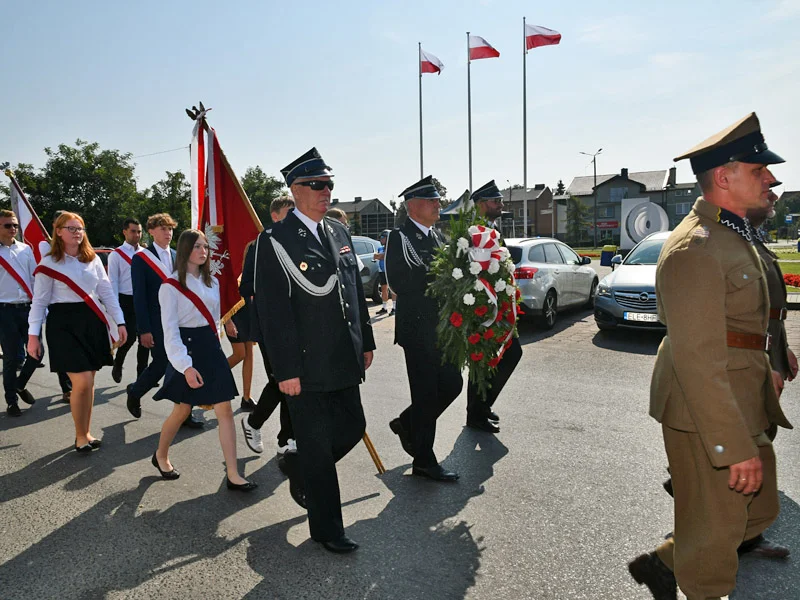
[28,254,125,336]
[408,217,432,237]
[0,240,36,303]
[159,273,220,374]
[107,242,143,296]
[293,208,324,244]
[38,240,51,260]
[154,243,173,273]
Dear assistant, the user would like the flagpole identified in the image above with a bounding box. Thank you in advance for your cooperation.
[467,31,473,193]
[418,43,424,178]
[522,17,528,237]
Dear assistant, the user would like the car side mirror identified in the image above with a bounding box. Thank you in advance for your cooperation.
[610,255,622,271]
[581,256,591,265]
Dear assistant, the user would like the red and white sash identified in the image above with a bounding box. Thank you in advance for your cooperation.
[161,279,217,332]
[136,250,170,282]
[33,264,120,343]
[113,247,133,266]
[0,254,33,301]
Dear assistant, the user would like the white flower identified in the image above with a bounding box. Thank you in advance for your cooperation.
[504,259,515,273]
[495,279,507,292]
[469,261,482,275]
[457,237,469,251]
[463,293,476,306]
[451,267,464,280]
[506,284,516,296]
[474,280,484,291]
[498,247,510,260]
[487,259,500,274]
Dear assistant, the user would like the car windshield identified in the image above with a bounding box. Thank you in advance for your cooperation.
[624,238,665,265]
[507,245,523,264]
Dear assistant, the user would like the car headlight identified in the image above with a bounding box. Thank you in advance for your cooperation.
[597,282,612,297]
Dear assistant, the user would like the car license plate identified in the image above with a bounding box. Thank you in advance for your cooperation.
[624,312,659,322]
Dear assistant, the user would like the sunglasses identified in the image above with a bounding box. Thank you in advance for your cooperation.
[2,223,19,230]
[297,180,334,191]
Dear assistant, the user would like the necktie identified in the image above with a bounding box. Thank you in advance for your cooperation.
[317,223,328,247]
[163,248,172,272]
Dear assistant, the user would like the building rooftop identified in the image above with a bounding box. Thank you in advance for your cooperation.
[567,170,668,196]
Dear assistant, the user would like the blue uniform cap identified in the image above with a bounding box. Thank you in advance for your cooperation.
[281,147,334,186]
[399,175,440,201]
[471,180,503,202]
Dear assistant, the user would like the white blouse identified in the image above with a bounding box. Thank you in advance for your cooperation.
[28,254,125,336]
[107,242,143,296]
[159,273,220,374]
[0,240,36,303]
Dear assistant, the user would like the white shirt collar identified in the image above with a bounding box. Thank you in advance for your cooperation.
[408,217,431,237]
[293,208,324,242]
[122,241,140,253]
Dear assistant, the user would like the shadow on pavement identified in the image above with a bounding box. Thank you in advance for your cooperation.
[591,328,664,356]
[242,428,508,600]
[517,307,593,346]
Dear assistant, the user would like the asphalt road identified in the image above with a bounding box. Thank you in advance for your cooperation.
[1,287,798,599]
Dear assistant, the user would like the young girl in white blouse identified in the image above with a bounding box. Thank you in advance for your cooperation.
[27,212,127,452]
[152,229,256,491]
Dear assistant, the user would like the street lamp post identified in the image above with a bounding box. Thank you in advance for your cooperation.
[580,148,602,248]
[507,179,515,238]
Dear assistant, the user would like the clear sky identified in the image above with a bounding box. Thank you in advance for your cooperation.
[2,0,799,206]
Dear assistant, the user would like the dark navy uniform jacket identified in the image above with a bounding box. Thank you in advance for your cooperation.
[131,245,175,337]
[384,219,446,350]
[253,211,375,392]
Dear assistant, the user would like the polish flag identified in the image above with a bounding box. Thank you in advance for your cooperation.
[420,48,444,74]
[469,35,500,60]
[525,24,561,50]
[7,174,50,263]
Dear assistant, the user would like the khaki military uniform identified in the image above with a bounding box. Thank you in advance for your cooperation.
[649,198,792,599]
[754,239,791,378]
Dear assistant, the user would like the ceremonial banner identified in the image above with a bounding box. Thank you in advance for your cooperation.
[420,49,444,74]
[525,24,562,49]
[189,108,263,322]
[468,35,500,60]
[5,170,50,263]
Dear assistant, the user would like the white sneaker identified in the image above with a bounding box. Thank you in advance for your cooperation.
[277,438,298,455]
[241,416,264,454]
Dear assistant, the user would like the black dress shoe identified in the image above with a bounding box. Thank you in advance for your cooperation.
[16,389,35,405]
[240,397,256,413]
[181,414,204,429]
[738,534,790,558]
[126,385,141,419]
[111,364,123,384]
[75,443,94,453]
[466,416,500,433]
[226,478,258,492]
[319,536,359,554]
[76,438,102,449]
[487,409,499,421]
[7,404,22,417]
[412,463,460,482]
[389,418,414,457]
[628,552,677,600]
[151,452,180,480]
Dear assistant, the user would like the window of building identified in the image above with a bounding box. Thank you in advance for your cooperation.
[675,202,691,216]
[597,206,614,218]
[609,187,628,202]
[518,208,524,218]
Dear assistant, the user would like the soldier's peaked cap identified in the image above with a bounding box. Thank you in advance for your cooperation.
[281,147,334,186]
[471,180,503,201]
[674,112,785,175]
[399,175,440,201]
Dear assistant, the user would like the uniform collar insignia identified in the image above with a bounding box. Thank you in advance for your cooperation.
[416,232,423,240]
[717,208,753,244]
[298,228,307,237]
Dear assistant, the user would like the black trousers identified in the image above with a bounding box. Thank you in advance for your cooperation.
[247,341,294,446]
[128,325,167,399]
[113,294,149,376]
[285,386,365,542]
[0,303,40,406]
[466,337,522,417]
[398,343,463,467]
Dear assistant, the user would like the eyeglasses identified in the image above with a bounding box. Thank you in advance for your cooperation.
[297,180,334,191]
[2,223,19,230]
[61,226,85,234]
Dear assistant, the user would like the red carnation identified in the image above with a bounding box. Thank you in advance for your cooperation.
[515,288,522,300]
[470,352,484,362]
[505,311,516,324]
[474,305,488,317]
[500,301,511,313]
[468,333,481,345]
[450,312,463,327]
[483,329,495,340]
[488,356,501,367]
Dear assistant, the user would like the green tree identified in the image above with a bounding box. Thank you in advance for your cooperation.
[134,171,192,237]
[394,200,408,227]
[554,179,566,195]
[565,195,592,245]
[431,176,449,207]
[240,166,285,224]
[10,140,139,246]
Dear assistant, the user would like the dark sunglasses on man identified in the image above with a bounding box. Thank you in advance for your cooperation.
[297,180,334,191]
[2,223,19,229]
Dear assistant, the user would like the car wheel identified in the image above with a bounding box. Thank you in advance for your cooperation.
[585,278,598,308]
[539,290,557,329]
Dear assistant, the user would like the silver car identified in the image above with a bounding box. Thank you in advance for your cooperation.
[352,235,382,302]
[593,230,671,331]
[505,238,599,329]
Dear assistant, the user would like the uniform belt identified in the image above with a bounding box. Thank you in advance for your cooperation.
[726,331,771,351]
[769,308,787,321]
[0,301,31,308]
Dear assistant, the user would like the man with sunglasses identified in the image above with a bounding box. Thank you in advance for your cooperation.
[253,148,375,554]
[385,175,463,482]
[0,210,39,416]
[465,181,523,434]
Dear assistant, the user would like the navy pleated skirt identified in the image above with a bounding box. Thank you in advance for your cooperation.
[154,326,238,406]
[46,302,113,372]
